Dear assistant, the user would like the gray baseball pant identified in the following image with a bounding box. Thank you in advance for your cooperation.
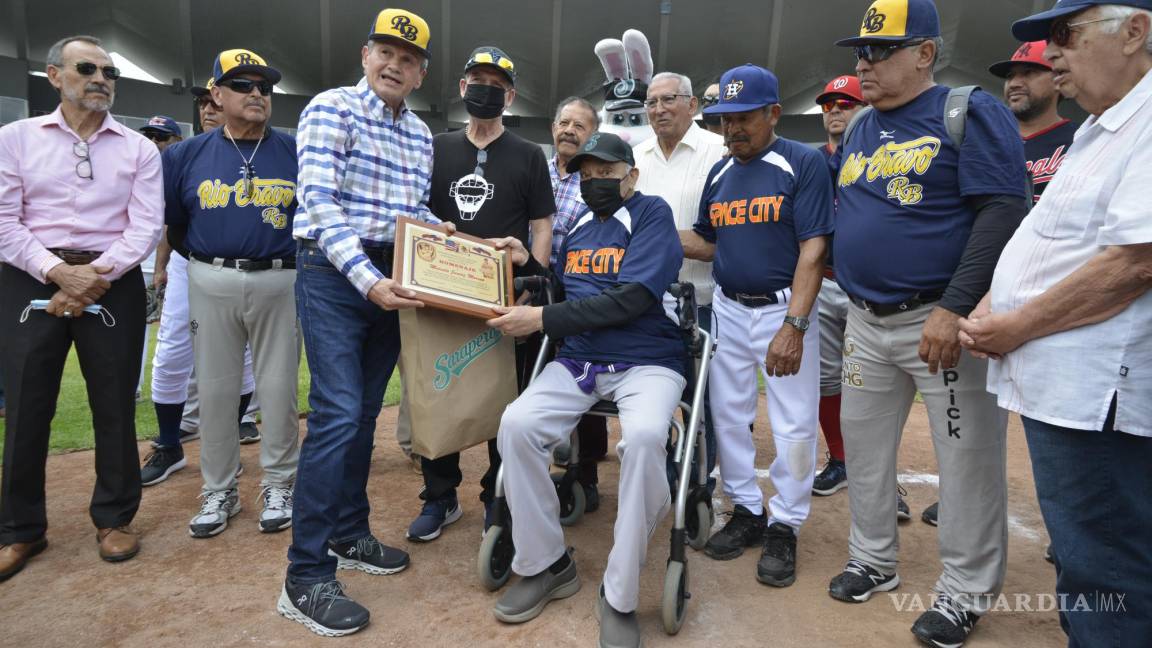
[817,277,849,398]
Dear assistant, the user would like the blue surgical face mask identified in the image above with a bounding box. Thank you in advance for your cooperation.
[20,299,116,327]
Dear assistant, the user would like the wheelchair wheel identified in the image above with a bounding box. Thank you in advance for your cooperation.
[477,524,515,591]
[661,559,689,635]
[685,500,714,550]
[551,472,586,527]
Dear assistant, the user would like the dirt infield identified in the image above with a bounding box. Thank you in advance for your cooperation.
[0,401,1064,648]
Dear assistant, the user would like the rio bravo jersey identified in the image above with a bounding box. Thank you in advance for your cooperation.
[163,127,298,260]
[834,85,1027,304]
[693,137,834,295]
[558,192,685,374]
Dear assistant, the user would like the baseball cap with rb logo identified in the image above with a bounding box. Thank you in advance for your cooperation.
[369,8,432,60]
[835,0,942,46]
[212,49,281,85]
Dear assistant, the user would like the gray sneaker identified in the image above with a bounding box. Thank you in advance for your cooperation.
[596,584,642,648]
[492,552,580,624]
[189,489,241,538]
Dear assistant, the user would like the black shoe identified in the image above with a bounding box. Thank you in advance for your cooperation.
[703,504,767,560]
[278,579,369,637]
[140,446,187,486]
[239,422,261,444]
[328,535,410,576]
[911,593,979,648]
[756,522,797,587]
[922,501,939,527]
[583,483,600,514]
[149,428,199,448]
[897,486,911,522]
[828,559,900,603]
[812,457,847,496]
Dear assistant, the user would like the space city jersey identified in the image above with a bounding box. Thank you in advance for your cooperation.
[557,192,685,374]
[428,129,555,245]
[833,85,1027,304]
[693,137,834,295]
[1024,119,1077,204]
[163,128,298,260]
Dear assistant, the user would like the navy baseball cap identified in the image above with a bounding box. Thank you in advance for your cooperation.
[836,0,941,46]
[565,132,635,173]
[464,46,516,86]
[703,65,780,114]
[1013,0,1152,41]
[140,115,181,136]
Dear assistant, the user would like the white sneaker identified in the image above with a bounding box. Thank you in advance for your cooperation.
[189,489,241,538]
[259,485,293,533]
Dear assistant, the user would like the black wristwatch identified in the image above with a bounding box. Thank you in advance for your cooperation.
[783,315,810,332]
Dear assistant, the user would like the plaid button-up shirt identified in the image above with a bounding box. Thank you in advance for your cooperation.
[548,156,585,270]
[294,77,439,297]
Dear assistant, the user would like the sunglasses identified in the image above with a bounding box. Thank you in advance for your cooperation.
[196,96,222,109]
[219,78,273,96]
[853,39,927,64]
[73,140,93,180]
[74,61,121,80]
[474,148,488,178]
[1048,16,1121,48]
[822,99,865,113]
[145,132,175,143]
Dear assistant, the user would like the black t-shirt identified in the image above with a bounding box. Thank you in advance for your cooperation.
[1024,119,1077,205]
[429,129,555,244]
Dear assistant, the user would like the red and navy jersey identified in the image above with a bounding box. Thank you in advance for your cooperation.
[834,85,1027,304]
[558,192,685,373]
[693,137,834,295]
[1024,119,1077,204]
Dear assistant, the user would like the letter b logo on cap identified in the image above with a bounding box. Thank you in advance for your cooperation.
[234,52,256,65]
[863,7,887,33]
[391,15,419,41]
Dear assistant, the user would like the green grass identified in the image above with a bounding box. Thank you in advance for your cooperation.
[0,325,402,455]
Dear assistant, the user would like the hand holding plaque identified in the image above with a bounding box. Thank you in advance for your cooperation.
[392,217,514,319]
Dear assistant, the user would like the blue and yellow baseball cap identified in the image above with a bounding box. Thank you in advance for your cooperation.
[369,8,432,60]
[464,46,516,86]
[1013,0,1152,41]
[836,0,941,46]
[212,49,281,85]
[703,65,780,114]
[190,77,214,98]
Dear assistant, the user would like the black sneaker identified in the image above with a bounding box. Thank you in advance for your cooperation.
[897,486,911,522]
[703,504,767,560]
[756,522,797,587]
[812,457,847,496]
[828,558,900,603]
[583,483,600,514]
[922,501,939,526]
[277,579,369,637]
[911,593,979,648]
[148,428,199,448]
[328,535,410,576]
[140,446,187,486]
[239,422,261,444]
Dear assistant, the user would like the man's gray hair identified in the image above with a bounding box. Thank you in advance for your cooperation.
[553,96,600,127]
[651,71,693,97]
[1096,5,1152,53]
[46,35,103,68]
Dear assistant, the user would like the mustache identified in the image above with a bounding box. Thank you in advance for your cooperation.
[85,83,110,95]
[557,135,578,145]
[724,136,749,145]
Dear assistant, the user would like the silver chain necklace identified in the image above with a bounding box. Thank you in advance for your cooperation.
[223,125,263,198]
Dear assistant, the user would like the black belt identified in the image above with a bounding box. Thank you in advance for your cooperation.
[49,248,102,266]
[721,286,787,308]
[298,239,394,268]
[848,289,945,317]
[190,253,296,271]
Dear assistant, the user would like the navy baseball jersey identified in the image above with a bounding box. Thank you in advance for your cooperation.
[1024,119,1077,204]
[834,85,1027,304]
[693,137,834,295]
[163,128,298,260]
[558,192,685,373]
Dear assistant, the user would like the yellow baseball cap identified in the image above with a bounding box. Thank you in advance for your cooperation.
[212,49,281,85]
[369,8,432,60]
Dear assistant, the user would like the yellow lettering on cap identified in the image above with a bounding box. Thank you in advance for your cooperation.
[860,0,909,38]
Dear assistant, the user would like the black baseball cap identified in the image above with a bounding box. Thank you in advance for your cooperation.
[464,46,516,86]
[566,132,634,173]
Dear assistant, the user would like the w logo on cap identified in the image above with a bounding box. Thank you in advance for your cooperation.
[391,15,419,41]
[724,80,744,100]
[833,77,849,90]
[863,7,887,33]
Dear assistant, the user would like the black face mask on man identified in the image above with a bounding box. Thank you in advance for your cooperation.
[463,83,506,119]
[580,177,626,217]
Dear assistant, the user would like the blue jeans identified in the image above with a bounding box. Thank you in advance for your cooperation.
[666,304,717,496]
[286,245,401,584]
[1023,403,1152,648]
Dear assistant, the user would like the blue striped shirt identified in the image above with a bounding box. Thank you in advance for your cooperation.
[548,156,585,270]
[293,77,439,296]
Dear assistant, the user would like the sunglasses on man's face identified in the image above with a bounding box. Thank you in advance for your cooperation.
[145,132,174,143]
[822,99,865,113]
[73,61,121,80]
[853,39,927,64]
[219,78,273,96]
[1048,16,1122,48]
[196,96,222,110]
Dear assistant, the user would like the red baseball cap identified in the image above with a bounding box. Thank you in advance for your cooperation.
[815,75,865,105]
[988,41,1051,78]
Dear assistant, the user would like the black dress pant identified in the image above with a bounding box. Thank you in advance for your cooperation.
[0,265,145,542]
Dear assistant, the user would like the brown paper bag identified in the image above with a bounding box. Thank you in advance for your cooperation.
[399,308,518,459]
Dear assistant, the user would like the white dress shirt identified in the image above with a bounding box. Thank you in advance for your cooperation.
[633,122,727,305]
[988,69,1152,437]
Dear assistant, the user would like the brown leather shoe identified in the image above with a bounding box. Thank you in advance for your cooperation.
[97,527,140,563]
[0,538,48,582]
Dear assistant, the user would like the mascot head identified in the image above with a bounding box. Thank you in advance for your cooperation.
[594,29,654,146]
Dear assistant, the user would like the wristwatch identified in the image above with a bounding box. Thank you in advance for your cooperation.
[783,315,810,332]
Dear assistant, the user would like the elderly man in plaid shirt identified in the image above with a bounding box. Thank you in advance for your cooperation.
[277,8,453,638]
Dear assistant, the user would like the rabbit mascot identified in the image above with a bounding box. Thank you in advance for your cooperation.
[594,29,655,146]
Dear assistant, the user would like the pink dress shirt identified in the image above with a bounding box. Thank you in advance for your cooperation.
[0,105,163,283]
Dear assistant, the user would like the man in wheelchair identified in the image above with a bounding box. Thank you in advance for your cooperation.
[486,132,685,648]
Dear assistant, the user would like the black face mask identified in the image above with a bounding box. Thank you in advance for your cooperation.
[581,177,625,216]
[463,83,506,119]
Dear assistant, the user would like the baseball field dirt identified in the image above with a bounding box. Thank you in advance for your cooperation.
[0,400,1065,647]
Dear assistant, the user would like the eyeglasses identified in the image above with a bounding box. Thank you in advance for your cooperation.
[643,94,692,109]
[219,78,273,96]
[821,99,865,113]
[474,148,487,178]
[1048,16,1122,47]
[73,141,93,180]
[853,39,927,64]
[73,61,121,80]
[145,132,174,143]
